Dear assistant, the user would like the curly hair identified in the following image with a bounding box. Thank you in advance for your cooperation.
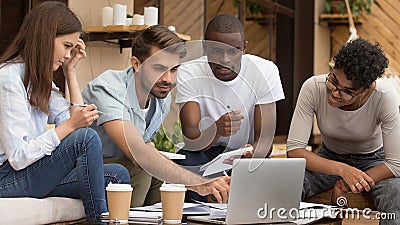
[333,38,389,89]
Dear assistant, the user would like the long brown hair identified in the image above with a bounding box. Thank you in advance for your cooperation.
[0,1,82,114]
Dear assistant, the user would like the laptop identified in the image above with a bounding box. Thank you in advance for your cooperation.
[188,158,306,224]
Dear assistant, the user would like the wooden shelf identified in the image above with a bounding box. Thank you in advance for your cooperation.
[319,13,363,25]
[83,25,191,43]
[85,25,150,33]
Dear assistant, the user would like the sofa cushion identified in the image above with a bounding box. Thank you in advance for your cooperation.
[0,197,85,224]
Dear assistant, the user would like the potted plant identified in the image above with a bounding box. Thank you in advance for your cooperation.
[349,0,373,17]
[325,0,345,14]
[325,0,373,17]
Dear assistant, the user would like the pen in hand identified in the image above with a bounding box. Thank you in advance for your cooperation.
[70,103,88,107]
[227,105,237,115]
[70,103,104,115]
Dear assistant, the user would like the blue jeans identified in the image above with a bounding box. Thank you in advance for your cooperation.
[0,128,130,223]
[303,144,400,225]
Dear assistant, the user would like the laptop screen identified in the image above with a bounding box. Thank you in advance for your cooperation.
[189,158,306,224]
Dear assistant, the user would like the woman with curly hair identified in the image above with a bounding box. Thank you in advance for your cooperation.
[287,38,400,224]
[0,2,129,223]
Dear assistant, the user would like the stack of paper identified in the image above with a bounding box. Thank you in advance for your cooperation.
[199,146,253,176]
[191,200,227,217]
[132,202,211,216]
[101,211,162,224]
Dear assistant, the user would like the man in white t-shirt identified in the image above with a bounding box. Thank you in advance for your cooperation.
[175,14,285,170]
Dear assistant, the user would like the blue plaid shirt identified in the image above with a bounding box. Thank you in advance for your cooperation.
[0,63,70,170]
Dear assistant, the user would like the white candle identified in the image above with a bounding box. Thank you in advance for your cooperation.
[132,14,144,25]
[113,4,127,25]
[102,6,113,26]
[126,18,133,25]
[144,6,158,26]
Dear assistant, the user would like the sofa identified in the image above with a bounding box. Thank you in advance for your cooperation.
[0,124,86,224]
[0,197,85,224]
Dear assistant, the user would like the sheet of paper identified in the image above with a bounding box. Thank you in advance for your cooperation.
[102,210,162,218]
[101,211,162,224]
[192,200,227,210]
[191,200,227,217]
[292,202,343,224]
[299,202,331,209]
[200,146,253,176]
[159,151,186,160]
[132,202,210,215]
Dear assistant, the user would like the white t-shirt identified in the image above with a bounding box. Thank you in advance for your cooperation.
[176,54,285,149]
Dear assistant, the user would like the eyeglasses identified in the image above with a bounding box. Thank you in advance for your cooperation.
[325,72,364,101]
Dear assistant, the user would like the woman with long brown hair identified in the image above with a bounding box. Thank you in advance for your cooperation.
[0,2,129,223]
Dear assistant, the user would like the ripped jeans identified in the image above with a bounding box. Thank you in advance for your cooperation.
[302,144,400,225]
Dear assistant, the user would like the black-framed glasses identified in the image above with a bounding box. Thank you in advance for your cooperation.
[325,72,364,101]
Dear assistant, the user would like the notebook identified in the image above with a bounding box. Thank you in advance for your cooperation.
[188,158,306,224]
[199,146,253,176]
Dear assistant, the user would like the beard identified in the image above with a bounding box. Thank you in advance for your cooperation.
[148,81,175,99]
[209,62,240,81]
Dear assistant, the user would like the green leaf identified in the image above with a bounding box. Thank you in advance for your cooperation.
[154,120,183,152]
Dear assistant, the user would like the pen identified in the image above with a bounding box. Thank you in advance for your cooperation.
[70,103,88,107]
[70,103,104,115]
[227,105,237,115]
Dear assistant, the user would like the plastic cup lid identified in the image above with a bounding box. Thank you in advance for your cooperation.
[106,183,133,191]
[159,183,186,192]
